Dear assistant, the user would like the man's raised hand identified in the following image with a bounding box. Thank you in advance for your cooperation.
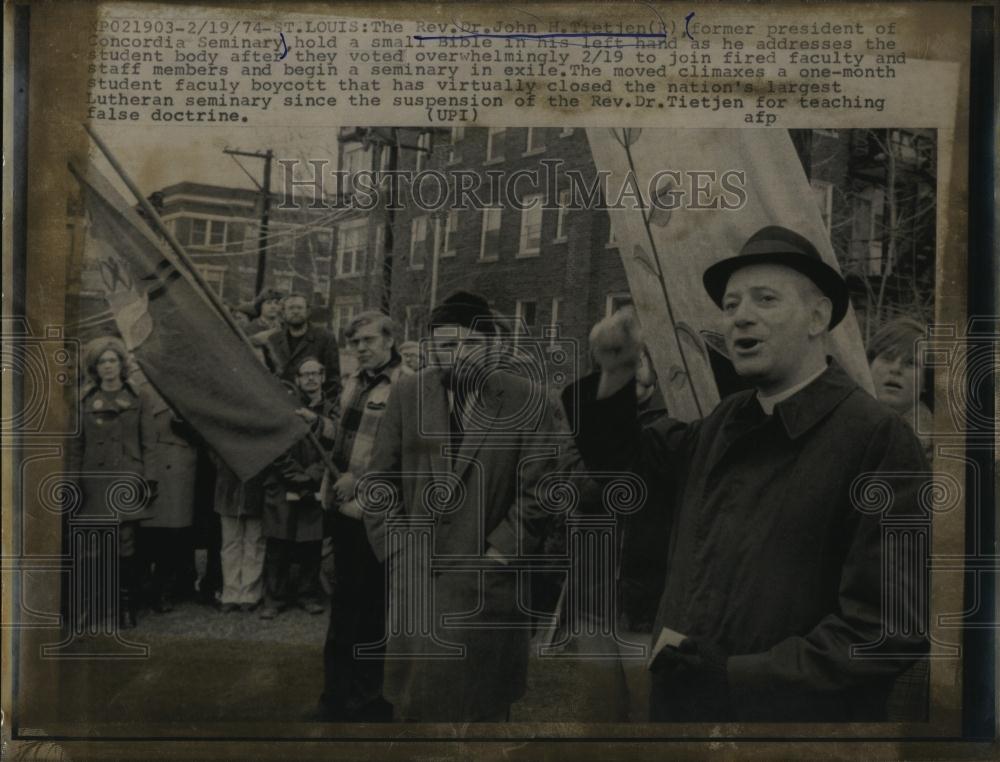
[589,307,643,399]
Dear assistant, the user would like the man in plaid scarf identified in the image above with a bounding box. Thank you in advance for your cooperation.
[316,311,405,722]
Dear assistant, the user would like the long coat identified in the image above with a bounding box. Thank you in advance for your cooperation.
[365,369,565,722]
[265,326,342,400]
[261,395,335,542]
[66,382,155,522]
[141,385,199,529]
[573,361,930,722]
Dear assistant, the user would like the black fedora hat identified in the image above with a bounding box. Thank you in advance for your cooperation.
[702,225,850,329]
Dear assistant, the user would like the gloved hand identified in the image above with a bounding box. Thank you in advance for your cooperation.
[650,637,731,719]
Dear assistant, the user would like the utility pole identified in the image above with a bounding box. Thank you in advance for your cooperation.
[223,147,273,296]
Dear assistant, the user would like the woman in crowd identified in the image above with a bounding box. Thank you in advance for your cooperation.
[67,336,155,630]
[136,377,200,613]
[867,317,933,459]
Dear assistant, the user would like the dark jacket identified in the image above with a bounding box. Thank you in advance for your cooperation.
[66,382,156,521]
[261,394,335,542]
[266,325,342,400]
[141,383,200,529]
[573,361,930,722]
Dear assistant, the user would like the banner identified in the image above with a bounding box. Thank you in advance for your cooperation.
[71,160,310,481]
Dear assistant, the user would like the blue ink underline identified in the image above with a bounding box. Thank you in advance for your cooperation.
[413,32,669,41]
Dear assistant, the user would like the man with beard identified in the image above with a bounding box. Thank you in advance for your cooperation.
[266,293,342,400]
[570,226,930,722]
[363,291,566,722]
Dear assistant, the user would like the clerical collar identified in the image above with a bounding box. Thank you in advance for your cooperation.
[757,364,828,415]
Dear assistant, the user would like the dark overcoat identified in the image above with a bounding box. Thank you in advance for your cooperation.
[573,361,930,722]
[67,382,156,522]
[142,385,199,529]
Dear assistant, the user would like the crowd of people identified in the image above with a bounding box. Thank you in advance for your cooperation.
[68,224,935,723]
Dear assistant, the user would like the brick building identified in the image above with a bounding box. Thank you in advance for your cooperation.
[335,126,935,350]
[73,128,934,352]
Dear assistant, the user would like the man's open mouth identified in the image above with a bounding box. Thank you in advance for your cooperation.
[883,380,903,391]
[734,337,762,351]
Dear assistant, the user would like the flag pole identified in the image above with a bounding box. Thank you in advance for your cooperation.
[83,123,341,482]
[83,123,250,342]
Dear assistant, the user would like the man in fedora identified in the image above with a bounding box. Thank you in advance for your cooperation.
[571,226,930,722]
[363,291,566,722]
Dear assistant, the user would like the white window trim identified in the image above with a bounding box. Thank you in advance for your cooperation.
[196,264,226,296]
[448,127,464,165]
[335,218,369,279]
[605,292,632,318]
[159,193,257,210]
[515,299,538,338]
[517,195,544,258]
[441,210,459,258]
[523,127,546,157]
[559,127,574,137]
[416,132,431,173]
[479,207,501,262]
[410,215,428,270]
[548,297,562,346]
[485,127,506,164]
[553,189,570,243]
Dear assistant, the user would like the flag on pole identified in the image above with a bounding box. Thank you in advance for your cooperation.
[71,160,310,481]
[586,128,873,422]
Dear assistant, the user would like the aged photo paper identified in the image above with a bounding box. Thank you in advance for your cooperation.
[2,1,996,760]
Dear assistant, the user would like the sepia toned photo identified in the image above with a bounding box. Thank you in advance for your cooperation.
[2,2,994,761]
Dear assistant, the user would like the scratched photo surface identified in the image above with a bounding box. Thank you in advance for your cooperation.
[2,2,990,761]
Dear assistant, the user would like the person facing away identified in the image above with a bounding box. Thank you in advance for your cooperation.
[569,225,930,722]
[316,311,406,722]
[362,291,567,723]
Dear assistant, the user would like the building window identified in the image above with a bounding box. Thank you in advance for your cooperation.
[810,180,834,233]
[554,189,570,241]
[416,132,431,173]
[188,218,228,247]
[404,304,423,341]
[448,127,464,164]
[525,128,545,154]
[479,207,502,261]
[342,143,370,178]
[313,272,331,306]
[606,214,618,248]
[442,210,459,257]
[515,300,538,337]
[548,297,563,345]
[333,296,363,344]
[336,219,368,278]
[410,215,429,269]
[605,292,633,317]
[851,187,885,276]
[486,127,506,162]
[518,195,543,257]
[274,270,294,295]
[560,127,574,137]
[196,264,226,296]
